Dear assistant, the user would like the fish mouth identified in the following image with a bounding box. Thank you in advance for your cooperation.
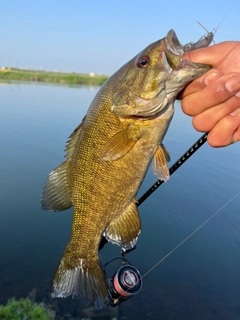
[128,30,211,119]
[164,29,210,72]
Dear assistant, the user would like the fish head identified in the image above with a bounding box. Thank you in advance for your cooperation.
[112,30,211,118]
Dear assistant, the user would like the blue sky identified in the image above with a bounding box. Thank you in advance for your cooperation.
[1,0,239,75]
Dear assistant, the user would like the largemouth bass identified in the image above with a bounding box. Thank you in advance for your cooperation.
[42,30,211,309]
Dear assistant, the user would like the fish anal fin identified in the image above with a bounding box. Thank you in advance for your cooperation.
[100,127,138,161]
[152,144,170,181]
[104,201,141,250]
[41,161,72,211]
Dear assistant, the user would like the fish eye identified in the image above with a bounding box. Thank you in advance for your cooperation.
[136,56,150,68]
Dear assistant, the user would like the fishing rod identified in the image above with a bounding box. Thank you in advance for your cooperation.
[99,132,208,252]
[102,132,209,307]
[137,132,208,206]
[100,132,209,251]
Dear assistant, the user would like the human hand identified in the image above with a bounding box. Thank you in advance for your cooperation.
[179,41,240,147]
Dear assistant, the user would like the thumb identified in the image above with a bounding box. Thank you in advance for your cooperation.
[183,42,238,67]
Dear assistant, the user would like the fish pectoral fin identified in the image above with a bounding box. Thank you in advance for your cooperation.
[152,144,170,181]
[104,201,141,250]
[100,127,139,161]
[41,161,72,211]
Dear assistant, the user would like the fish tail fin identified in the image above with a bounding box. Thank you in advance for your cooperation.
[52,248,109,309]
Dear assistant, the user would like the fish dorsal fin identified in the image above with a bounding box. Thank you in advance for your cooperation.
[41,161,72,211]
[100,126,139,161]
[103,200,141,250]
[152,143,170,181]
[41,118,85,212]
[65,117,85,161]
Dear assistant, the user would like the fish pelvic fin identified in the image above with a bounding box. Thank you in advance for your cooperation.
[160,143,171,162]
[52,248,108,309]
[104,201,141,250]
[41,161,72,211]
[152,143,170,181]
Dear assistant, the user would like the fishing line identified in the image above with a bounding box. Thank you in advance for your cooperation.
[216,0,239,28]
[206,0,239,38]
[140,189,240,280]
[199,0,239,34]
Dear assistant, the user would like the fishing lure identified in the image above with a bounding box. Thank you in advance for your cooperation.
[183,22,216,52]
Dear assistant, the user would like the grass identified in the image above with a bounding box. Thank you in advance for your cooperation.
[0,67,109,85]
[0,298,54,320]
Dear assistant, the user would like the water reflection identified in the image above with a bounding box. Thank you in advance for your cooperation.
[0,81,240,320]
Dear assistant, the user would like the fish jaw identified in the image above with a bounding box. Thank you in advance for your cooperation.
[111,29,211,119]
[163,30,211,94]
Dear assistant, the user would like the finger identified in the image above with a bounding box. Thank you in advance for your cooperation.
[232,114,240,144]
[207,109,240,147]
[178,69,222,99]
[192,94,240,132]
[181,74,240,116]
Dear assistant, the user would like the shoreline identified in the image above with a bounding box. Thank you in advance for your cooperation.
[0,68,109,86]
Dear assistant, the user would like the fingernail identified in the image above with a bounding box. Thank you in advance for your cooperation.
[203,71,221,86]
[225,76,240,93]
[230,107,240,116]
[236,91,240,98]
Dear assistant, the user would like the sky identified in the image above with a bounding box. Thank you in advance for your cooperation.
[1,0,240,75]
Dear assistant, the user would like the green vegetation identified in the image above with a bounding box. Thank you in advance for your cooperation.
[0,298,54,320]
[0,68,109,85]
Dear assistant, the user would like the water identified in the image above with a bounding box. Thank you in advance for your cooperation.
[0,81,240,320]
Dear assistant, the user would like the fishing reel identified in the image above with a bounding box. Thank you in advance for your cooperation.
[104,257,142,307]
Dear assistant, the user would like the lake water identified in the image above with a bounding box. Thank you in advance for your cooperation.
[0,81,240,320]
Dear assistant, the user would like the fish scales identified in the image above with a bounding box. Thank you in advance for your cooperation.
[42,30,211,309]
